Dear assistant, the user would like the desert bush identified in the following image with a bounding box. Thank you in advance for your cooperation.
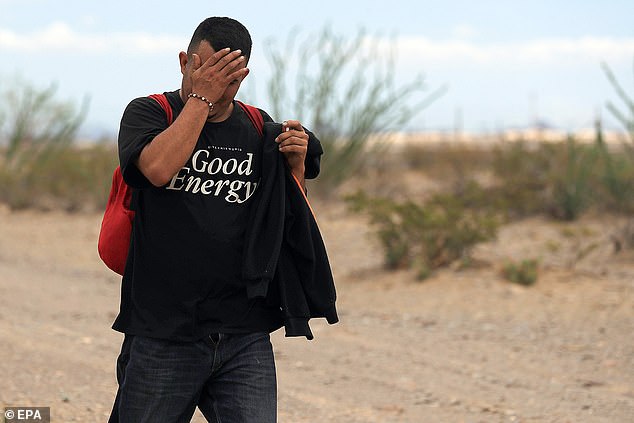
[602,61,634,143]
[398,143,496,201]
[373,134,634,226]
[591,121,634,214]
[1,80,87,162]
[600,59,634,228]
[263,27,446,196]
[491,140,564,219]
[546,137,598,220]
[489,137,633,220]
[346,187,499,279]
[599,60,634,248]
[0,145,118,211]
[501,259,539,286]
[0,79,117,211]
[400,143,494,180]
[396,134,634,223]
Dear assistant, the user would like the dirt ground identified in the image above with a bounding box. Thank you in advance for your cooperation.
[0,201,632,422]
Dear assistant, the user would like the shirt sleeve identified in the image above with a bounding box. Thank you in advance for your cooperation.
[118,97,169,189]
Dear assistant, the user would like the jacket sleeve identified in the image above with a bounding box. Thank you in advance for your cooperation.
[303,128,323,180]
[283,169,338,325]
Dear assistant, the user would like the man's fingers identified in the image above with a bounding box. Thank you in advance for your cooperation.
[277,131,308,142]
[223,56,247,77]
[226,67,249,84]
[212,50,245,72]
[278,144,307,154]
[198,47,231,70]
[277,120,307,143]
[276,128,308,144]
[282,120,304,132]
[192,54,202,71]
[277,135,309,153]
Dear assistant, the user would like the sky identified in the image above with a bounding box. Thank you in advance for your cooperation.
[0,0,633,138]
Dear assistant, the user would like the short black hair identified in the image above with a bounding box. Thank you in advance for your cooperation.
[187,17,252,60]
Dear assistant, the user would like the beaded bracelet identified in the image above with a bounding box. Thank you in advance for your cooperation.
[187,93,214,111]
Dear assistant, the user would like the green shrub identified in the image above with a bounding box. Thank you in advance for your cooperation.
[477,141,549,219]
[346,187,499,279]
[601,61,634,143]
[263,27,446,196]
[489,137,634,221]
[0,144,118,211]
[0,79,118,211]
[400,143,494,180]
[592,120,634,214]
[502,259,539,286]
[546,137,597,220]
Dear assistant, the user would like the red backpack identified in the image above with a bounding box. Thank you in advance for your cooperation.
[98,94,264,275]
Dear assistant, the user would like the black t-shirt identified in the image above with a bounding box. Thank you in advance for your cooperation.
[112,90,284,341]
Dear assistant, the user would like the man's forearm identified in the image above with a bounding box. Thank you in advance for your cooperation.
[136,99,209,186]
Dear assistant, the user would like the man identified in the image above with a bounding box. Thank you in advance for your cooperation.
[109,17,319,423]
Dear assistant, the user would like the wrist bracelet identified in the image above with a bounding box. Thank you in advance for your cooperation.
[187,93,214,111]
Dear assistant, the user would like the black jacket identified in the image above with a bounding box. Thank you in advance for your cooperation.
[242,122,338,340]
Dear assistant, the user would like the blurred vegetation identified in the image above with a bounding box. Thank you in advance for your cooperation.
[263,27,447,196]
[602,60,634,143]
[501,259,539,286]
[344,59,634,279]
[346,189,498,280]
[401,130,634,220]
[2,51,633,289]
[601,60,634,250]
[348,120,634,275]
[0,80,116,211]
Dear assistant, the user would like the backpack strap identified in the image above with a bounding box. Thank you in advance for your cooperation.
[236,100,264,137]
[148,93,174,125]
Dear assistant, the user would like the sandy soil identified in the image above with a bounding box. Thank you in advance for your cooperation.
[0,202,632,422]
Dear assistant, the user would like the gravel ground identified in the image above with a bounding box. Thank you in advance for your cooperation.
[0,205,632,422]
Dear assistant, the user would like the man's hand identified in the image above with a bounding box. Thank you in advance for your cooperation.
[276,120,308,189]
[189,48,248,103]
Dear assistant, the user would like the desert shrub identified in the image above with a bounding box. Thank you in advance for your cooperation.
[489,137,633,221]
[546,137,598,220]
[599,60,634,248]
[597,146,634,213]
[0,145,118,211]
[1,81,86,161]
[598,61,634,214]
[0,79,117,211]
[263,27,446,196]
[602,61,634,143]
[589,122,634,214]
[400,143,494,179]
[491,141,564,219]
[346,187,499,279]
[502,259,539,286]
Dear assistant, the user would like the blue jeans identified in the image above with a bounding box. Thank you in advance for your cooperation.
[108,332,277,423]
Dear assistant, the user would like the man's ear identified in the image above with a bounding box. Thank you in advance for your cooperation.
[179,51,188,75]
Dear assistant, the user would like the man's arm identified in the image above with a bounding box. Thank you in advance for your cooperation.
[137,99,209,186]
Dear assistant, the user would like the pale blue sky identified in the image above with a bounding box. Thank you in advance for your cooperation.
[1,0,633,136]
